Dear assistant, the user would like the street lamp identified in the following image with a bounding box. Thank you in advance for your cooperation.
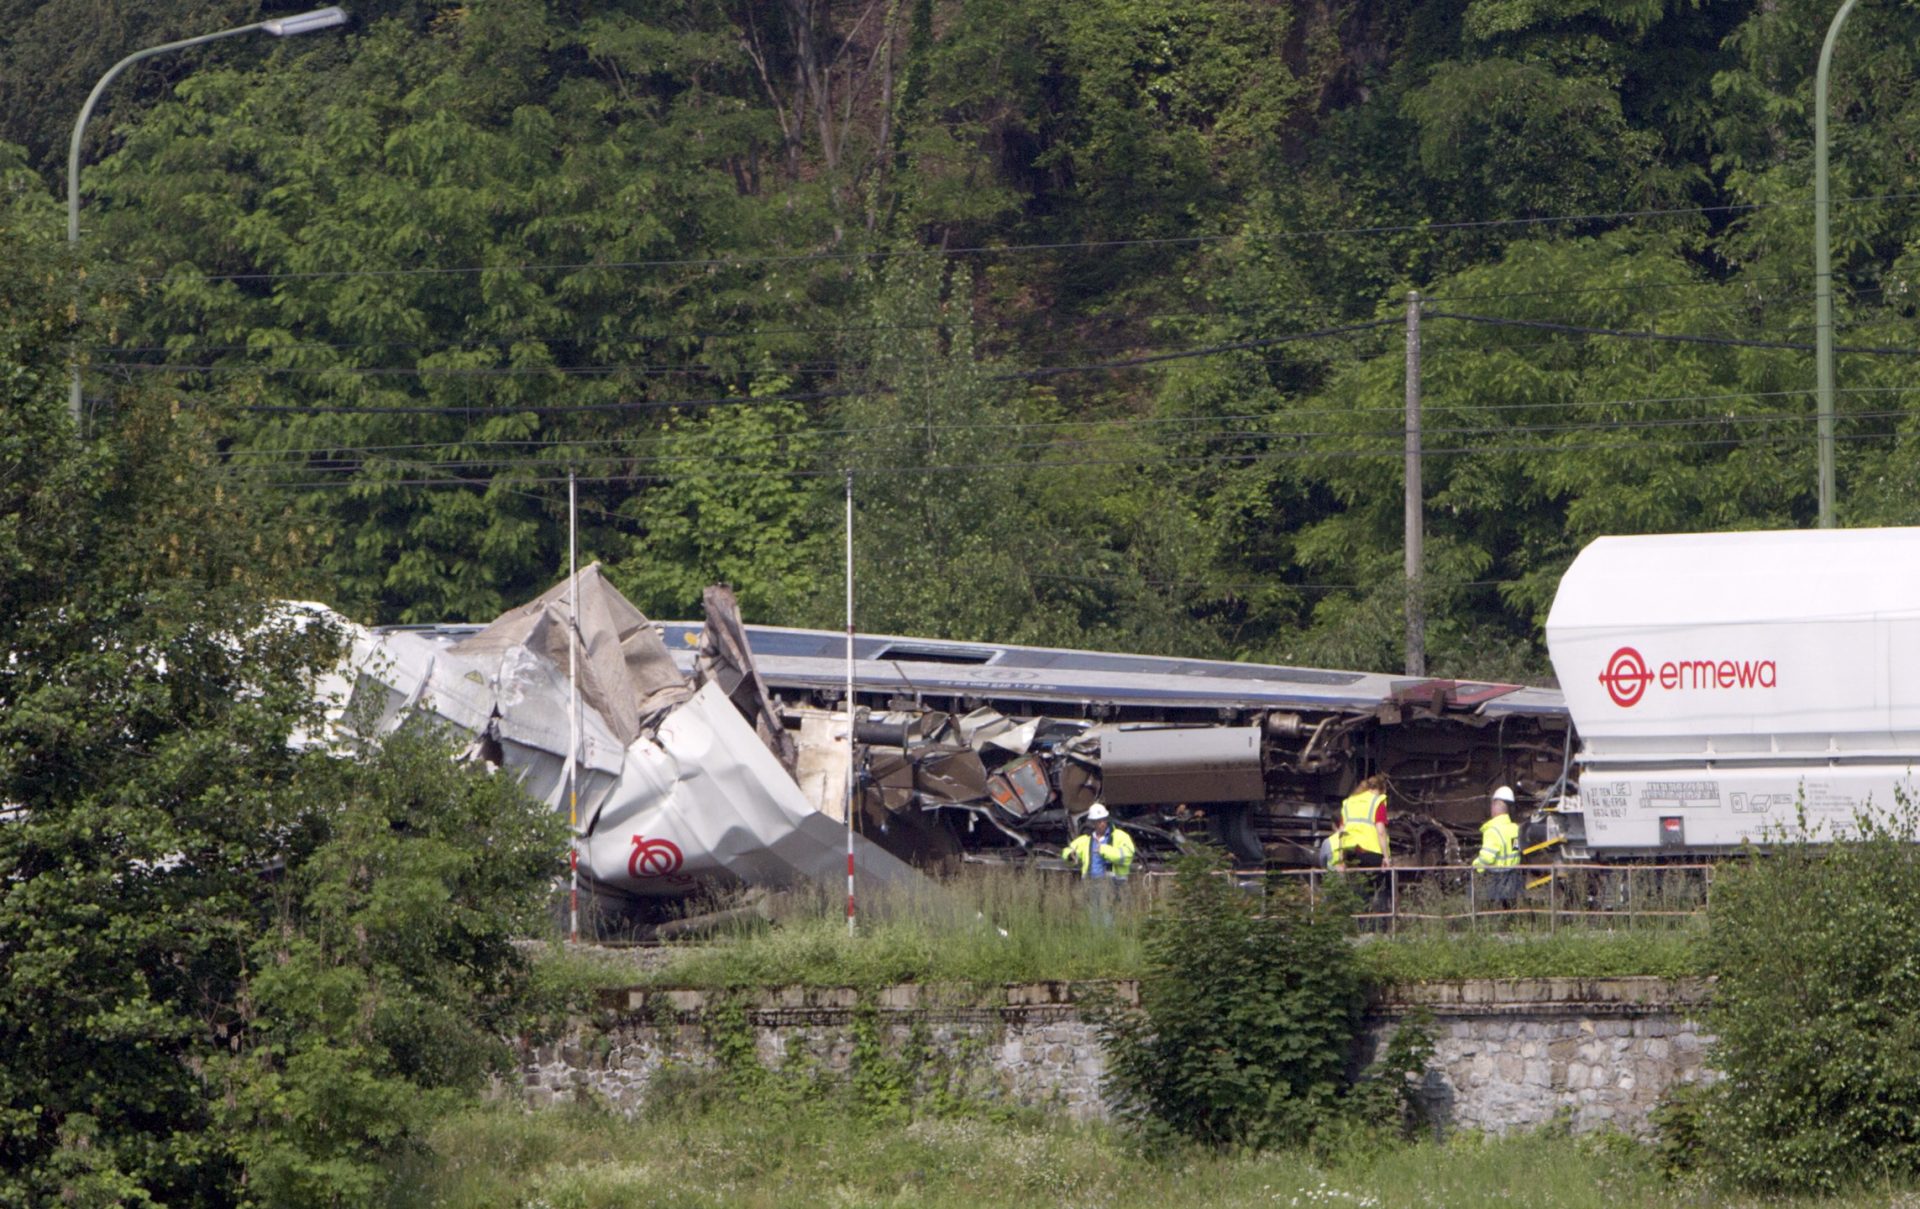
[65,7,349,426]
[1813,0,1860,530]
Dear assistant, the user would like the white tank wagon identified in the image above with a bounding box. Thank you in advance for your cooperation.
[1544,527,1920,856]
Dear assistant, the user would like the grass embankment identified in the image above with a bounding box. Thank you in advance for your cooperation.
[542,867,1707,990]
[389,1096,1892,1209]
[1357,929,1703,983]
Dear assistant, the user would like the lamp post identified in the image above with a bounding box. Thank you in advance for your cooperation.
[1814,0,1860,529]
[66,6,349,426]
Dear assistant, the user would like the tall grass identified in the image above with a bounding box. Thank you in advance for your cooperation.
[533,866,1711,990]
[641,865,1148,988]
[1356,926,1705,983]
[384,1095,1902,1209]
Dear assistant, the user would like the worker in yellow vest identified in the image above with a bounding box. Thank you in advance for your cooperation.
[1473,785,1523,911]
[1326,774,1391,923]
[1062,803,1135,925]
[1061,803,1136,879]
[1328,773,1391,871]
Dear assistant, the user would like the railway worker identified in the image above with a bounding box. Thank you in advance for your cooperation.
[1329,773,1392,872]
[1062,803,1135,925]
[1473,786,1523,912]
[1328,774,1393,924]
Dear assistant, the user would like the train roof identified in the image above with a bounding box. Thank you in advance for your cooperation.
[1548,527,1920,742]
[1549,526,1920,632]
[387,620,1566,720]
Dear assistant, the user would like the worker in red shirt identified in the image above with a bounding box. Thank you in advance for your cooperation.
[1330,773,1391,870]
[1328,773,1392,923]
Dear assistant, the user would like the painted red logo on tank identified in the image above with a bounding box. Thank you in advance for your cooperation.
[1599,647,1653,707]
[628,835,684,878]
[1599,646,1776,708]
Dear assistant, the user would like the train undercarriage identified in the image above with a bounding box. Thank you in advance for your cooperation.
[773,679,1573,875]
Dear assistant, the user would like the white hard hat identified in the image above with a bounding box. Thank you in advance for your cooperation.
[1492,786,1516,804]
[1087,803,1110,821]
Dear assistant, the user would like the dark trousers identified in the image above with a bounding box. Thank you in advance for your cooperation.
[1336,849,1389,918]
[1480,867,1521,911]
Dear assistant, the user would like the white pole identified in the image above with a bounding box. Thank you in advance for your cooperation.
[1403,289,1425,676]
[567,470,580,945]
[845,469,857,937]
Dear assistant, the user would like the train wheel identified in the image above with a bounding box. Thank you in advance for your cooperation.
[1208,803,1265,867]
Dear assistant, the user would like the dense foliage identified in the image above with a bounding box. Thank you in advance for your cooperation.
[5,0,1919,676]
[0,191,566,1204]
[1696,806,1920,1194]
[1099,852,1365,1148]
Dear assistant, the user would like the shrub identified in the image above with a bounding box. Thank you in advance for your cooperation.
[1349,1008,1437,1137]
[1098,848,1366,1149]
[1700,800,1920,1192]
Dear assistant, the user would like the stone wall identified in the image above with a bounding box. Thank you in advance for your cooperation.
[517,977,1714,1136]
[1372,977,1715,1136]
[520,981,1127,1121]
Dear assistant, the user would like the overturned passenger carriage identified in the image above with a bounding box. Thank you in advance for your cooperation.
[648,620,1570,870]
[339,566,1568,906]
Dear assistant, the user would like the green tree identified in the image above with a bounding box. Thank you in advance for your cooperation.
[1701,803,1920,1193]
[0,179,565,1204]
[608,378,833,622]
[209,728,564,1206]
[87,2,852,623]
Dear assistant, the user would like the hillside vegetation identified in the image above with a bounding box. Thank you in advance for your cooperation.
[9,0,1920,676]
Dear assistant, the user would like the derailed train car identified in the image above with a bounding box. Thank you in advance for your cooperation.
[342,566,1569,905]
[645,621,1572,870]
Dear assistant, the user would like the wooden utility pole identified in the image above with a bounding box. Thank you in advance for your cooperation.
[1404,290,1426,677]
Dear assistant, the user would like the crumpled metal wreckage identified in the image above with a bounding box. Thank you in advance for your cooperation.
[312,566,924,908]
[308,568,1283,907]
[309,566,1569,911]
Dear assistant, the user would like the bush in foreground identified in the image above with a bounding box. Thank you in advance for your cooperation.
[0,270,567,1206]
[1098,850,1373,1149]
[1700,802,1920,1193]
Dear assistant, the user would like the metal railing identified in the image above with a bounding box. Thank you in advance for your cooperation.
[1140,863,1714,932]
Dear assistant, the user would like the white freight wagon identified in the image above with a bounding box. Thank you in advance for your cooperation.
[1546,527,1920,855]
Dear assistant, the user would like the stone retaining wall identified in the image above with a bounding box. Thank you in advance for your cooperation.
[520,981,1131,1120]
[517,977,1714,1135]
[1374,977,1715,1135]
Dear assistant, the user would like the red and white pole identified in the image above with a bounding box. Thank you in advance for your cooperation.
[567,470,580,945]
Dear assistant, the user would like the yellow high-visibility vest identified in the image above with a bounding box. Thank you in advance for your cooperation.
[1335,790,1387,857]
[1473,814,1520,869]
[1061,827,1136,879]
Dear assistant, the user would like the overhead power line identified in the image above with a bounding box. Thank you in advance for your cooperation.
[98,190,1920,287]
[220,407,1910,476]
[1425,311,1920,357]
[89,286,1810,370]
[97,320,1399,380]
[90,274,1839,359]
[229,427,1912,491]
[225,319,1399,415]
[220,384,1920,463]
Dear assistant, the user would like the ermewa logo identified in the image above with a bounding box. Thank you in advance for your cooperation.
[1599,645,1777,708]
